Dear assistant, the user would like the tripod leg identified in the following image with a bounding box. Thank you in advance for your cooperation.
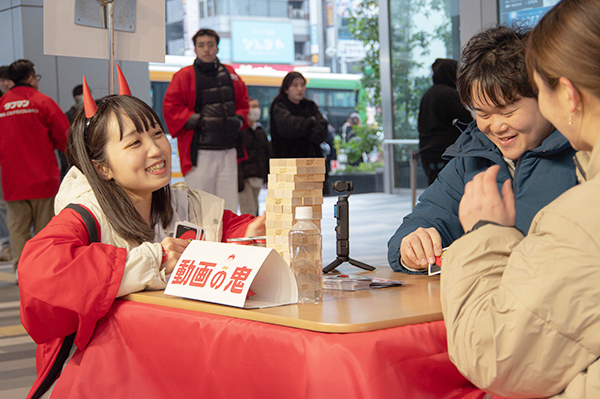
[323,258,345,273]
[348,258,376,271]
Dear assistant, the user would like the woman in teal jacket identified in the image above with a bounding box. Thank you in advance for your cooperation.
[387,25,578,274]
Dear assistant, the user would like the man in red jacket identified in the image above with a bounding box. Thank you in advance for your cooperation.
[0,59,69,275]
[163,28,249,213]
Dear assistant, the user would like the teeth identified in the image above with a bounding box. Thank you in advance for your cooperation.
[146,161,165,172]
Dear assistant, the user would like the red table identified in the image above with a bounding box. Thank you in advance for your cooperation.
[52,269,487,398]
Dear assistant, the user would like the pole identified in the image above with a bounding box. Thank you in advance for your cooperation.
[104,0,115,94]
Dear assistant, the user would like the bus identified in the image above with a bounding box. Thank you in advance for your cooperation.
[149,56,362,133]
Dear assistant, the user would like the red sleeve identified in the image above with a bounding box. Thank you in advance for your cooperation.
[19,207,126,350]
[221,210,254,242]
[162,67,196,139]
[227,65,249,130]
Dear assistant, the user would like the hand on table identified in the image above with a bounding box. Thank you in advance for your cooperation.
[459,165,516,233]
[244,212,266,238]
[160,237,191,275]
[400,227,443,269]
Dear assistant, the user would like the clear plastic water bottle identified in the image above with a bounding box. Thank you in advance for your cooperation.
[289,206,323,303]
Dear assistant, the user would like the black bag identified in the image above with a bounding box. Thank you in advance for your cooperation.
[30,204,99,399]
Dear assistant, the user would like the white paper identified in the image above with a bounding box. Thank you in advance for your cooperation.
[165,241,298,308]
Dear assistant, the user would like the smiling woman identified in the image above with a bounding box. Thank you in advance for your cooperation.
[16,90,265,398]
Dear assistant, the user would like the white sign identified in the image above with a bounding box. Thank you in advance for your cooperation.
[164,241,298,308]
[337,39,366,58]
[43,0,165,63]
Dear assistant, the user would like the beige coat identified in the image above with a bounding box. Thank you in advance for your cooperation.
[441,139,600,398]
[55,167,225,297]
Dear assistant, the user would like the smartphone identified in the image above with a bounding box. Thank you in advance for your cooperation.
[174,221,205,241]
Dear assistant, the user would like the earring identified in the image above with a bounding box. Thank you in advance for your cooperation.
[569,113,572,125]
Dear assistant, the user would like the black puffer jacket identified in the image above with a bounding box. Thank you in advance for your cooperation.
[269,97,328,158]
[193,59,244,150]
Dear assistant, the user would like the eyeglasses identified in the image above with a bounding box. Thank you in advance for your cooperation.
[35,74,42,81]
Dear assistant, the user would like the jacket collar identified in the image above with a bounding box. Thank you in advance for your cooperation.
[575,134,600,182]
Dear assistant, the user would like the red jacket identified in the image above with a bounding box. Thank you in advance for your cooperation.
[0,85,69,201]
[19,204,252,398]
[162,63,249,175]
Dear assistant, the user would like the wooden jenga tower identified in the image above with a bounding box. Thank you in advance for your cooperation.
[266,158,325,265]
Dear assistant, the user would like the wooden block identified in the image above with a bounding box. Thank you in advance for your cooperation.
[301,196,324,205]
[266,188,323,199]
[265,197,303,206]
[269,159,289,168]
[275,235,291,245]
[265,219,295,228]
[269,165,326,175]
[268,174,325,183]
[270,158,325,167]
[267,181,323,191]
[266,212,295,222]
[266,227,291,237]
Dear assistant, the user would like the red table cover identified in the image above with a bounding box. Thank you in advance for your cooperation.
[52,300,487,398]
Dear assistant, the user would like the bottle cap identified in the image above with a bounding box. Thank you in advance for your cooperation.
[295,206,313,220]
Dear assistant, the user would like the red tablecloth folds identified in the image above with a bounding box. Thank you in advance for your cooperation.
[51,300,487,398]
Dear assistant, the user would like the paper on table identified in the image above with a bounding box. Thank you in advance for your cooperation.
[164,241,298,308]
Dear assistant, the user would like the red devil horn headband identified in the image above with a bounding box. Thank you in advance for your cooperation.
[82,65,132,119]
[83,76,97,119]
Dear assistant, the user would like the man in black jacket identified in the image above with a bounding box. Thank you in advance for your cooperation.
[417,58,473,185]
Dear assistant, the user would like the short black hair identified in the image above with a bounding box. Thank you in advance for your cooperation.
[8,59,35,84]
[72,84,83,98]
[0,65,9,80]
[458,25,535,108]
[192,28,220,46]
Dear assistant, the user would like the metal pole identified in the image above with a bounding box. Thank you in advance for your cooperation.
[410,150,418,209]
[104,0,115,95]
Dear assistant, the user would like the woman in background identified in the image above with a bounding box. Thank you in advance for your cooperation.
[441,0,600,397]
[269,71,328,159]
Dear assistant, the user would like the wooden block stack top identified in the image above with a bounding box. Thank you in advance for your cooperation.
[266,158,325,264]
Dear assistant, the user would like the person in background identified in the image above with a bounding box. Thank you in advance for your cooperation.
[387,25,577,274]
[0,66,14,261]
[269,71,328,160]
[163,28,249,213]
[19,90,265,398]
[442,1,600,397]
[65,84,83,123]
[0,65,14,96]
[0,59,70,276]
[339,111,361,143]
[238,98,270,216]
[418,58,473,185]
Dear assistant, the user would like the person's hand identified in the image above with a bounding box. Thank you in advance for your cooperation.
[160,237,191,275]
[400,227,443,269]
[244,212,266,238]
[459,165,516,232]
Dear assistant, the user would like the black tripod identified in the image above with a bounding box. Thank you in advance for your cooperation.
[323,181,375,273]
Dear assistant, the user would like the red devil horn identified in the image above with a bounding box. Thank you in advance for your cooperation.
[116,64,132,96]
[83,76,97,119]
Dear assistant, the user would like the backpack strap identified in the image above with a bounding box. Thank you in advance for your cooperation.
[30,204,99,399]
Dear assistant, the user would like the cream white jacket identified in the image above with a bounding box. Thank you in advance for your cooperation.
[55,167,225,297]
[441,138,600,398]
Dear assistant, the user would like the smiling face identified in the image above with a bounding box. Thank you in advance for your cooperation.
[285,77,306,104]
[194,35,219,64]
[98,113,172,203]
[472,88,554,160]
